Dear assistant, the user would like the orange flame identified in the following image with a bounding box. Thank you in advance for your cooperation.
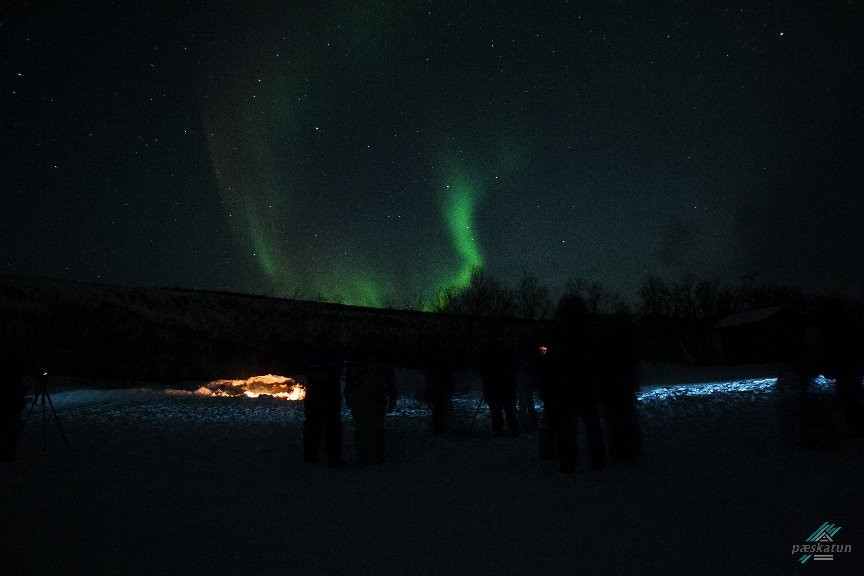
[198,374,306,400]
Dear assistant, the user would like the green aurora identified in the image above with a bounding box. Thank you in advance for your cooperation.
[440,168,485,291]
[197,8,530,309]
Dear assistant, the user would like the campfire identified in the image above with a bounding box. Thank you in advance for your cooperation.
[195,374,306,400]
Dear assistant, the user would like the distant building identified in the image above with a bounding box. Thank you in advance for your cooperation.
[713,306,811,365]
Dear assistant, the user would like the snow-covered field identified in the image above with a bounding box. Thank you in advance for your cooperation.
[2,364,862,575]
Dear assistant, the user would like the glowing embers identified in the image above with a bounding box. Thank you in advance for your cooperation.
[196,374,306,400]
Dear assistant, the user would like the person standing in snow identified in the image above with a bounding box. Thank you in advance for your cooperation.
[820,300,864,439]
[544,295,606,472]
[533,337,555,459]
[596,314,642,462]
[344,347,397,465]
[425,348,454,435]
[479,338,520,437]
[515,339,540,432]
[302,335,345,467]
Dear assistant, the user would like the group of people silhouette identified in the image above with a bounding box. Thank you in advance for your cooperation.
[301,294,864,472]
[301,295,643,472]
[534,295,642,471]
[0,296,860,468]
[470,294,643,473]
[302,333,398,468]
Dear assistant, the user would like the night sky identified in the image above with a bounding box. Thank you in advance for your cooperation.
[3,1,863,307]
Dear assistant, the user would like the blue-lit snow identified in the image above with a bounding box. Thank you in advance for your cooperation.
[811,374,837,392]
[37,372,841,425]
[636,374,839,402]
[636,378,778,401]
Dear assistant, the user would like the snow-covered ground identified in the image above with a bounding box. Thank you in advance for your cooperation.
[1,364,862,575]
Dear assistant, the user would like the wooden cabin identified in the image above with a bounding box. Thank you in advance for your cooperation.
[713,306,810,365]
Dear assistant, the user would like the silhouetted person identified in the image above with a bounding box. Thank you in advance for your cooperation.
[545,295,606,471]
[597,315,642,462]
[820,300,864,439]
[775,316,819,446]
[534,336,559,459]
[344,349,397,465]
[0,356,25,462]
[479,339,519,436]
[425,349,454,435]
[303,336,345,467]
[515,341,539,432]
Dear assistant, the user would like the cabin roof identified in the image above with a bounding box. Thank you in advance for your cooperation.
[713,305,802,329]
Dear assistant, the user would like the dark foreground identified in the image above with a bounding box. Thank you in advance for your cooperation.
[1,370,862,575]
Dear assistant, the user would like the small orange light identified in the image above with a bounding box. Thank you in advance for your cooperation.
[538,345,548,357]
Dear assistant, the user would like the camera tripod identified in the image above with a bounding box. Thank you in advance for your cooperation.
[23,373,71,453]
[462,392,486,435]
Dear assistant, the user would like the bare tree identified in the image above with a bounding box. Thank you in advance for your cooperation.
[405,289,428,312]
[586,280,609,314]
[560,277,627,315]
[514,273,552,320]
[436,266,515,317]
[694,277,722,319]
[670,273,697,318]
[638,275,671,317]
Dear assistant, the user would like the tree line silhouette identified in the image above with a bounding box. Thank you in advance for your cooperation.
[429,267,851,322]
